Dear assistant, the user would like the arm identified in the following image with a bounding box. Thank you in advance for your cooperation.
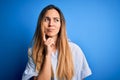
[36,54,52,80]
[36,34,55,80]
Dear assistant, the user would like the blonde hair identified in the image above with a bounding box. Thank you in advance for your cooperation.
[32,5,74,80]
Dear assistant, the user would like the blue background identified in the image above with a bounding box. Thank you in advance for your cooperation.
[0,0,120,80]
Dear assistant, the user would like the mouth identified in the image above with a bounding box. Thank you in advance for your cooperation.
[47,29,55,32]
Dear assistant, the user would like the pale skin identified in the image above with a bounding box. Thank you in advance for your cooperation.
[35,9,61,80]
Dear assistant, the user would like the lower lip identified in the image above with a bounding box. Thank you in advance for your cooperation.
[48,29,54,31]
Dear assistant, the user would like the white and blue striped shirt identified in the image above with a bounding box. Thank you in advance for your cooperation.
[22,41,92,80]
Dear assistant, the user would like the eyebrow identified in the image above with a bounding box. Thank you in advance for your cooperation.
[44,16,60,19]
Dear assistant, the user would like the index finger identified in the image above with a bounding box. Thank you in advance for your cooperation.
[43,33,46,41]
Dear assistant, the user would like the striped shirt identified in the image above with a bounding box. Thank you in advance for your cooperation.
[22,41,92,80]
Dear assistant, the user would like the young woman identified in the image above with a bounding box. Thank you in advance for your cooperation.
[22,4,92,80]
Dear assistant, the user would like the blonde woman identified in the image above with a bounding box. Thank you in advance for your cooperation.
[22,5,92,80]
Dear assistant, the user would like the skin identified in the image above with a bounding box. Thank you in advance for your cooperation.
[36,9,61,80]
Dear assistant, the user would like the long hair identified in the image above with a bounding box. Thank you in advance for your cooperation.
[32,4,74,80]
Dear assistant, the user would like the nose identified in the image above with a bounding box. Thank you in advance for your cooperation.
[49,19,54,26]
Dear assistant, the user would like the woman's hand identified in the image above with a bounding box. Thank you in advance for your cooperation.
[43,33,55,56]
[36,33,54,80]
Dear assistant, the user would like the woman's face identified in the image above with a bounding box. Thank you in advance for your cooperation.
[42,9,61,38]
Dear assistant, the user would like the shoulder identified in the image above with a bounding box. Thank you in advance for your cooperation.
[68,41,85,60]
[28,47,33,57]
[68,41,85,71]
[68,40,87,66]
[68,41,83,56]
[68,41,80,49]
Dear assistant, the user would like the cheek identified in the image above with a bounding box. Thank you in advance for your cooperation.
[43,23,48,27]
[57,25,61,32]
[57,23,61,29]
[43,24,48,30]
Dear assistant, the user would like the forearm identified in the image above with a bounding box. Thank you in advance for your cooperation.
[37,55,52,80]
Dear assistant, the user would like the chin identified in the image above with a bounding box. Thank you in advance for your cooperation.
[47,34,54,36]
[46,33,57,37]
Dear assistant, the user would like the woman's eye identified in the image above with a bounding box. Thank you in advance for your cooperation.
[54,18,60,22]
[44,17,50,22]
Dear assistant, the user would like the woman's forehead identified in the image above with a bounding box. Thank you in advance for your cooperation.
[44,9,60,18]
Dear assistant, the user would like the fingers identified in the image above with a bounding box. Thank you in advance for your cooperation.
[43,33,55,51]
[43,35,55,55]
[44,38,55,47]
[43,33,46,42]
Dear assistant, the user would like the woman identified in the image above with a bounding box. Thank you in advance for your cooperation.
[22,4,92,80]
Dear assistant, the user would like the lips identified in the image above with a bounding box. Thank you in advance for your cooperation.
[47,29,55,31]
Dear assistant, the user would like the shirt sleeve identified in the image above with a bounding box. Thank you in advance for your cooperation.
[22,48,38,80]
[81,53,92,79]
[69,42,92,80]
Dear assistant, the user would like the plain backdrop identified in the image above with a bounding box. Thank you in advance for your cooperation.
[0,0,120,80]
